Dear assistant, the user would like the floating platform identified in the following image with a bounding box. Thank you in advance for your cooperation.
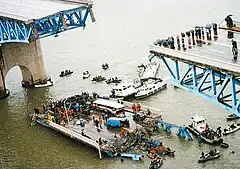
[36,118,104,159]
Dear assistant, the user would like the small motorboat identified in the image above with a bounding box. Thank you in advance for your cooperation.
[220,142,229,148]
[198,150,220,163]
[226,114,240,120]
[82,71,90,79]
[59,70,73,77]
[91,76,106,82]
[105,77,122,84]
[102,63,109,70]
[163,149,175,157]
[120,153,144,161]
[149,157,163,169]
[222,123,240,135]
[34,79,53,88]
[147,152,157,159]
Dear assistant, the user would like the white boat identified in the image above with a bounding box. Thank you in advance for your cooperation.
[135,78,167,99]
[82,71,90,79]
[226,114,240,120]
[34,80,53,88]
[198,151,220,163]
[222,123,240,135]
[190,114,208,134]
[110,81,137,99]
[186,114,223,145]
[139,62,160,80]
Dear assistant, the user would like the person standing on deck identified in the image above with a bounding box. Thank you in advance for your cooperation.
[176,35,181,50]
[225,15,234,28]
[232,39,238,58]
[99,118,103,129]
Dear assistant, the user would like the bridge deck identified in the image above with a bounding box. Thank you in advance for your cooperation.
[150,29,240,76]
[0,0,86,22]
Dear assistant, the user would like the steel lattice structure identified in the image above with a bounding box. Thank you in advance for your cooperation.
[0,4,95,44]
[149,46,240,116]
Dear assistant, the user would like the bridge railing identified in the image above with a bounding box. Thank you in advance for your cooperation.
[149,45,240,77]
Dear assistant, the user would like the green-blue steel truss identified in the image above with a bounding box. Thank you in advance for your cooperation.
[0,5,95,44]
[155,120,193,140]
[149,52,240,117]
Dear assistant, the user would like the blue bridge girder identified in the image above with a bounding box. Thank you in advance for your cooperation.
[155,120,193,140]
[149,47,240,117]
[0,4,95,44]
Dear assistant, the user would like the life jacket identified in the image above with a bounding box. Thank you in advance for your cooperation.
[48,115,53,122]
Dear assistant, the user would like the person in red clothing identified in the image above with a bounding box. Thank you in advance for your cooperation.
[132,104,136,112]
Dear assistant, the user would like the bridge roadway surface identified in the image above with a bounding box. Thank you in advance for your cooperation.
[0,0,87,22]
[150,29,240,76]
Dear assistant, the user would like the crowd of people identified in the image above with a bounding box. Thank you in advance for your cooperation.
[201,125,222,140]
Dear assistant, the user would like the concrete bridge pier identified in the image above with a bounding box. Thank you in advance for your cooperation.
[0,40,51,99]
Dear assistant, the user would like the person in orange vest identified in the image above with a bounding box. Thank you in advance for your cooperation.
[68,109,73,117]
[151,147,156,154]
[136,103,141,112]
[119,129,125,137]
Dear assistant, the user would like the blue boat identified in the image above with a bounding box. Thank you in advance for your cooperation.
[35,118,50,128]
[120,153,144,161]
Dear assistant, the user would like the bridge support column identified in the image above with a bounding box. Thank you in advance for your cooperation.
[0,40,51,99]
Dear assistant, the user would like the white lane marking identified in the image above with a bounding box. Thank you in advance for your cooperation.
[208,49,225,54]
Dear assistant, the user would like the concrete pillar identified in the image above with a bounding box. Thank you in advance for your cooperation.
[0,40,50,98]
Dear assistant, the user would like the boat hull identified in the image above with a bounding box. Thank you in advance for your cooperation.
[34,81,53,88]
[83,74,90,79]
[135,83,167,99]
[186,125,223,145]
[109,92,136,101]
[198,154,220,163]
[226,114,240,120]
[222,124,240,135]
[59,72,73,77]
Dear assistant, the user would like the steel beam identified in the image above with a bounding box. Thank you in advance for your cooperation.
[156,54,240,116]
[0,17,32,43]
[29,6,92,40]
[0,5,94,44]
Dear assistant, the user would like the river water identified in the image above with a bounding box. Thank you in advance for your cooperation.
[1,0,240,169]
